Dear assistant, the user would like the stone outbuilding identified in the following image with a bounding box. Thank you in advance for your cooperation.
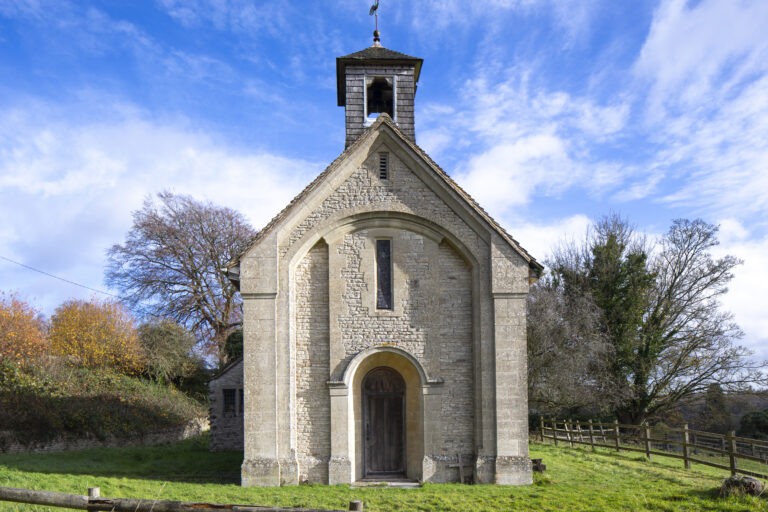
[208,357,244,451]
[225,33,542,487]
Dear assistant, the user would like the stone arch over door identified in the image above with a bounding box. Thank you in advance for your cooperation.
[328,346,443,483]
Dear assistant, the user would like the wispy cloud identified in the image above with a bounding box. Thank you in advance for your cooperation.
[0,97,319,313]
[421,69,630,215]
[633,0,768,219]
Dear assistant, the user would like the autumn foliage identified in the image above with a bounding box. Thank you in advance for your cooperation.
[0,292,48,363]
[48,298,144,374]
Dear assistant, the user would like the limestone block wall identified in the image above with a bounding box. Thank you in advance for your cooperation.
[283,151,486,266]
[209,359,244,452]
[295,240,331,483]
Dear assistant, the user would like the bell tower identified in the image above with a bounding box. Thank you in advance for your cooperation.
[336,31,423,148]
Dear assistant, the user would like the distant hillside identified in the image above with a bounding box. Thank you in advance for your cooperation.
[671,390,768,431]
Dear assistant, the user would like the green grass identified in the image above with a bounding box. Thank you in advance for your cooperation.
[0,436,766,511]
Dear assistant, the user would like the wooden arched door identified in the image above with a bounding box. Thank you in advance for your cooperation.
[363,367,405,477]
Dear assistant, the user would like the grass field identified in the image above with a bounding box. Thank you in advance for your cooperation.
[0,435,766,511]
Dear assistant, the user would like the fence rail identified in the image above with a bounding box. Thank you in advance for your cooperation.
[540,418,768,480]
[0,486,362,512]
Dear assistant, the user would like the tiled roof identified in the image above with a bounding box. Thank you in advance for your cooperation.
[229,114,543,274]
[336,44,423,106]
[338,46,422,62]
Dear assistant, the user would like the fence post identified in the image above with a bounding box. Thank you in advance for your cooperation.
[540,416,546,442]
[613,420,621,453]
[588,420,595,451]
[644,423,651,460]
[682,424,690,469]
[728,430,737,476]
[88,487,100,498]
[552,419,559,446]
[565,420,574,448]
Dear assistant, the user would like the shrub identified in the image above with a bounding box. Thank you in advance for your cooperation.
[738,409,768,440]
[223,328,243,362]
[0,292,48,363]
[49,298,143,374]
[138,319,197,383]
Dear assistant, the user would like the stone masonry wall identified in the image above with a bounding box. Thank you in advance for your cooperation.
[209,359,244,452]
[437,241,474,459]
[0,418,208,455]
[295,240,331,483]
[337,229,428,363]
[283,151,486,261]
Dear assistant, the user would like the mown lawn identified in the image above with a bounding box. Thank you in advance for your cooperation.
[0,435,766,511]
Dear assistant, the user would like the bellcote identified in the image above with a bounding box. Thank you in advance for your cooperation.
[336,31,423,148]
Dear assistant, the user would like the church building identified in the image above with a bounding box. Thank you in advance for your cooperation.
[223,31,542,486]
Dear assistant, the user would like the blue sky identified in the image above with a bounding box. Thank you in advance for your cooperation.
[1,0,767,360]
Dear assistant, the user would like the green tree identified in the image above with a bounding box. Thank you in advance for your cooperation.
[547,215,763,424]
[137,319,198,383]
[698,383,730,434]
[223,328,243,363]
[738,409,768,440]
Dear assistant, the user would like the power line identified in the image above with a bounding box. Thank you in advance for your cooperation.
[0,254,121,299]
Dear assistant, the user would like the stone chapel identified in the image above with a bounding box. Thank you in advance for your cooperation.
[220,31,543,487]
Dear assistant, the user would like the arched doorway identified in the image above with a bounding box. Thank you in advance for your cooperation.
[362,367,405,477]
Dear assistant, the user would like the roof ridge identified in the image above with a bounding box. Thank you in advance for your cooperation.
[227,116,389,268]
[230,113,542,273]
[376,116,542,270]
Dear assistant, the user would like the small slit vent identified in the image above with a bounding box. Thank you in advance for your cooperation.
[379,153,389,180]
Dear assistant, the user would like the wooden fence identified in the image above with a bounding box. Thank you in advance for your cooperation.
[0,486,364,512]
[540,418,768,480]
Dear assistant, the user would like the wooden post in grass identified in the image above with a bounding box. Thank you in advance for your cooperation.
[728,431,737,476]
[613,420,621,453]
[576,420,583,443]
[349,501,363,511]
[682,424,691,470]
[565,420,573,448]
[540,416,546,442]
[644,423,652,460]
[553,419,559,446]
[588,420,595,451]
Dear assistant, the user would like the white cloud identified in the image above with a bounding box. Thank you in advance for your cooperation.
[712,220,768,362]
[633,0,768,219]
[430,72,630,215]
[636,0,768,119]
[506,214,592,264]
[0,98,318,314]
[399,0,597,42]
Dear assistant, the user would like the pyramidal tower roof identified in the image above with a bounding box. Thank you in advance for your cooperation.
[336,32,423,106]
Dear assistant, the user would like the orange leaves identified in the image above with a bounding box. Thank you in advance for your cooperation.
[48,298,144,374]
[0,292,48,363]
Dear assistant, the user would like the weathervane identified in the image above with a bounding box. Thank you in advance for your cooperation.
[369,0,382,46]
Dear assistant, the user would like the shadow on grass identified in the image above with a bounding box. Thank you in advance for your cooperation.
[0,435,243,485]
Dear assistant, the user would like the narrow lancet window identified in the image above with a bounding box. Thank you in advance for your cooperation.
[376,239,393,309]
[379,153,389,180]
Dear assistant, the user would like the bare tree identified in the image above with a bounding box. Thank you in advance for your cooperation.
[527,277,617,416]
[545,215,765,424]
[105,191,256,361]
